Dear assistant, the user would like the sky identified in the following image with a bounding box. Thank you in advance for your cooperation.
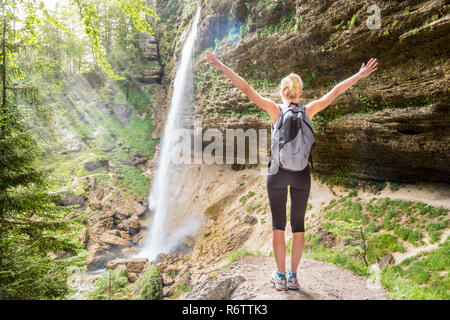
[42,0,58,10]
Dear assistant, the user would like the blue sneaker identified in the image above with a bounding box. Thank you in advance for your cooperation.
[270,270,287,291]
[287,272,299,290]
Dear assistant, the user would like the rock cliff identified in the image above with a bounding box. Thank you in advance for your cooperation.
[149,0,450,183]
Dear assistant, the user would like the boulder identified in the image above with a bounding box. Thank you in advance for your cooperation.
[182,275,245,300]
[119,231,132,241]
[121,247,140,256]
[128,214,141,229]
[95,188,104,201]
[244,215,257,225]
[78,227,89,245]
[84,160,109,171]
[106,258,149,274]
[132,202,147,216]
[86,251,117,271]
[379,253,395,269]
[57,192,86,208]
[121,155,147,167]
[101,145,115,152]
[127,272,139,283]
[112,104,131,125]
[89,177,97,191]
[99,233,130,247]
[90,202,103,210]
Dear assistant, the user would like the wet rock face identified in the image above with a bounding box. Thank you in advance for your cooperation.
[185,0,450,183]
[312,103,450,183]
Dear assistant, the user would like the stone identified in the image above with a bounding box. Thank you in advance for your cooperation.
[84,160,109,171]
[113,206,133,218]
[86,251,117,271]
[106,258,149,273]
[128,215,141,229]
[115,264,128,277]
[99,233,130,247]
[57,192,86,208]
[89,177,97,191]
[141,199,149,208]
[127,272,139,283]
[101,145,115,152]
[244,215,257,225]
[121,247,139,256]
[379,253,395,269]
[117,220,130,231]
[119,231,132,241]
[112,104,131,125]
[182,275,245,300]
[121,155,147,167]
[132,202,147,216]
[91,202,103,210]
[79,227,89,245]
[95,188,104,200]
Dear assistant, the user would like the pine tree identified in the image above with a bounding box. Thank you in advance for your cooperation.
[0,0,84,299]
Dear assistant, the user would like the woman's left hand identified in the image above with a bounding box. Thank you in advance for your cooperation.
[206,51,226,71]
[358,58,378,78]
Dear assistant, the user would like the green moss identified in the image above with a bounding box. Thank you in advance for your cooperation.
[204,204,220,221]
[168,281,191,299]
[135,267,163,300]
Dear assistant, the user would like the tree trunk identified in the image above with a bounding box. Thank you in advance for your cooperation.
[1,0,7,110]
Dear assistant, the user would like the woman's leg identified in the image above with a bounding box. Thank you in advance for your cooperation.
[289,168,311,274]
[273,230,286,275]
[267,171,288,275]
[290,232,305,273]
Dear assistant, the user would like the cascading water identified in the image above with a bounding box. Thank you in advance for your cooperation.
[137,5,202,260]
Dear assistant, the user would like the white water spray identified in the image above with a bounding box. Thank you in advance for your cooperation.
[137,6,202,260]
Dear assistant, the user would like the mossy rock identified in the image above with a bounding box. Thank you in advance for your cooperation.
[204,195,232,221]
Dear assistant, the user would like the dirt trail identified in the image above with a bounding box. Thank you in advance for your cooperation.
[183,255,388,300]
[170,165,448,301]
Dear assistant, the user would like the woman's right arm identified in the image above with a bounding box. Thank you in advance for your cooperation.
[206,51,280,124]
[305,58,378,120]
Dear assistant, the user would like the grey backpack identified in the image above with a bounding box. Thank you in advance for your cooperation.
[269,102,315,173]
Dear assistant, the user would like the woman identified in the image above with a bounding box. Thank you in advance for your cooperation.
[206,51,378,291]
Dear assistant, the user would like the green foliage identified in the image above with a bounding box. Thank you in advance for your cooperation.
[86,268,130,300]
[239,191,256,204]
[433,57,445,66]
[246,204,261,213]
[0,107,86,299]
[347,13,357,29]
[304,244,368,276]
[73,0,158,80]
[394,226,424,245]
[168,281,191,299]
[226,248,264,264]
[367,231,405,262]
[404,6,411,16]
[134,267,163,300]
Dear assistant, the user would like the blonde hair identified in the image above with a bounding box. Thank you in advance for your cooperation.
[280,73,303,100]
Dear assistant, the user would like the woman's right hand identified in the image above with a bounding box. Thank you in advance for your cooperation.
[206,51,226,71]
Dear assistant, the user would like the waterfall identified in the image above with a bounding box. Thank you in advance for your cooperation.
[137,5,202,260]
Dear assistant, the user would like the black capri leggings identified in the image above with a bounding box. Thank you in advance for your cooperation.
[266,165,311,232]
